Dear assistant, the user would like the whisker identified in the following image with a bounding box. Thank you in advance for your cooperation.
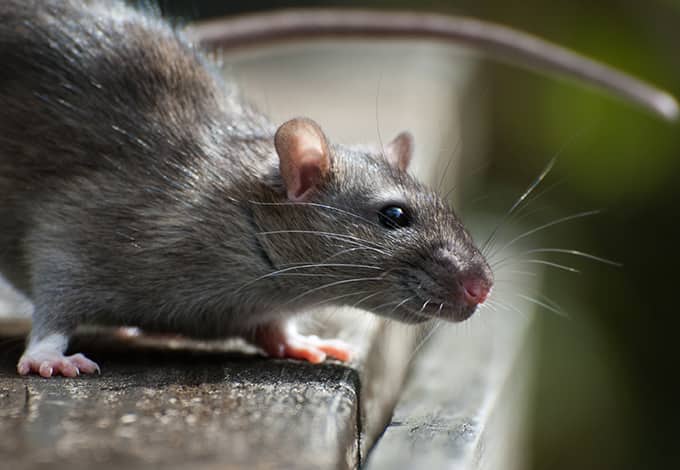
[517,293,569,317]
[534,292,564,312]
[373,299,402,312]
[491,246,620,268]
[234,262,383,293]
[441,161,490,202]
[386,296,416,317]
[486,126,593,255]
[351,289,389,309]
[376,73,386,159]
[485,301,529,318]
[490,209,601,258]
[488,299,528,319]
[522,248,622,267]
[249,200,381,228]
[504,270,538,277]
[408,321,441,364]
[437,138,462,193]
[482,158,556,255]
[255,229,377,246]
[494,289,563,313]
[256,229,387,253]
[287,276,386,304]
[495,259,580,273]
[510,179,566,224]
[308,290,374,309]
[494,278,537,283]
[262,273,343,278]
[321,246,380,262]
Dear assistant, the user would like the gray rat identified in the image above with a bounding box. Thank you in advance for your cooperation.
[1,0,493,377]
[2,0,674,377]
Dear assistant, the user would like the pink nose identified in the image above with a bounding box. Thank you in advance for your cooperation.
[462,278,490,306]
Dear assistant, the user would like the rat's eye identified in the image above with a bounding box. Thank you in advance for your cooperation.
[378,205,412,229]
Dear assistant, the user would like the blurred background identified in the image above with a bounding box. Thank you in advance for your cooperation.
[161,1,680,468]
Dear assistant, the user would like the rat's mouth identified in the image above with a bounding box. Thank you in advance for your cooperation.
[407,299,477,323]
[414,300,477,322]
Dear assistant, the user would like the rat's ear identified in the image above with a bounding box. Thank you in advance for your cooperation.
[385,131,413,172]
[275,117,331,201]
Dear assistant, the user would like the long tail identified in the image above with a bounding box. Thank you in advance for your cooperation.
[186,9,678,121]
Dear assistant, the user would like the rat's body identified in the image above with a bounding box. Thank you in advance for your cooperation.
[1,0,493,376]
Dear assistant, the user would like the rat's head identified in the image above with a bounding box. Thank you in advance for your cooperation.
[253,117,492,323]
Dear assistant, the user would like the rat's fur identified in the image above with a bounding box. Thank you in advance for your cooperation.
[0,1,491,355]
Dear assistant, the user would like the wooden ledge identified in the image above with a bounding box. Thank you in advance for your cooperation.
[0,311,418,470]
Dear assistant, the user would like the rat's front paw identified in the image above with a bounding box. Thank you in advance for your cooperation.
[17,350,100,378]
[255,323,353,364]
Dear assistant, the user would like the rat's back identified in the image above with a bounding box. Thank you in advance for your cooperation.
[0,0,243,292]
[0,0,224,178]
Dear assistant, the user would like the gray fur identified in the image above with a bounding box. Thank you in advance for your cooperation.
[0,0,492,344]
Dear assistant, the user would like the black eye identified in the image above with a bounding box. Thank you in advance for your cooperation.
[378,205,412,229]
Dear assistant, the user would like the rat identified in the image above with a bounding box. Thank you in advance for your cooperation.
[0,0,674,378]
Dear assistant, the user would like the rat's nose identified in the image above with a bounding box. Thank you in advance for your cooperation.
[461,277,491,306]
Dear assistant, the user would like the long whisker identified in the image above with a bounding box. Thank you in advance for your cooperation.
[257,230,389,254]
[510,179,566,224]
[503,270,538,277]
[490,209,601,258]
[496,289,564,312]
[287,276,386,304]
[491,246,620,268]
[386,296,416,317]
[522,248,622,267]
[482,158,556,255]
[494,259,580,273]
[234,262,383,293]
[249,200,381,228]
[442,161,490,202]
[490,299,528,318]
[517,293,569,317]
[321,246,381,262]
[373,299,402,312]
[437,139,461,193]
[534,292,564,312]
[485,126,596,255]
[408,321,441,364]
[376,73,386,159]
[308,290,374,309]
[256,229,380,247]
[351,289,390,309]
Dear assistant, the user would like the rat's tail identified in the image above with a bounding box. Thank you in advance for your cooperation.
[186,9,678,121]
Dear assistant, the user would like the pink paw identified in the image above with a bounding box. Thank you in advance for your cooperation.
[17,352,100,378]
[255,324,353,364]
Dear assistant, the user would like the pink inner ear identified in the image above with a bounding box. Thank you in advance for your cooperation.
[385,131,414,172]
[275,118,331,201]
[290,156,324,200]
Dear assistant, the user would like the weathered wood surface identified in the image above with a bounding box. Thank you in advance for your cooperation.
[365,308,534,470]
[0,312,418,470]
[0,300,534,470]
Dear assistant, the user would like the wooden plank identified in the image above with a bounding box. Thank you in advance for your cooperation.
[0,309,422,470]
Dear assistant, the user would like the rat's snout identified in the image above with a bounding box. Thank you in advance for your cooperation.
[436,247,493,307]
[461,276,491,306]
